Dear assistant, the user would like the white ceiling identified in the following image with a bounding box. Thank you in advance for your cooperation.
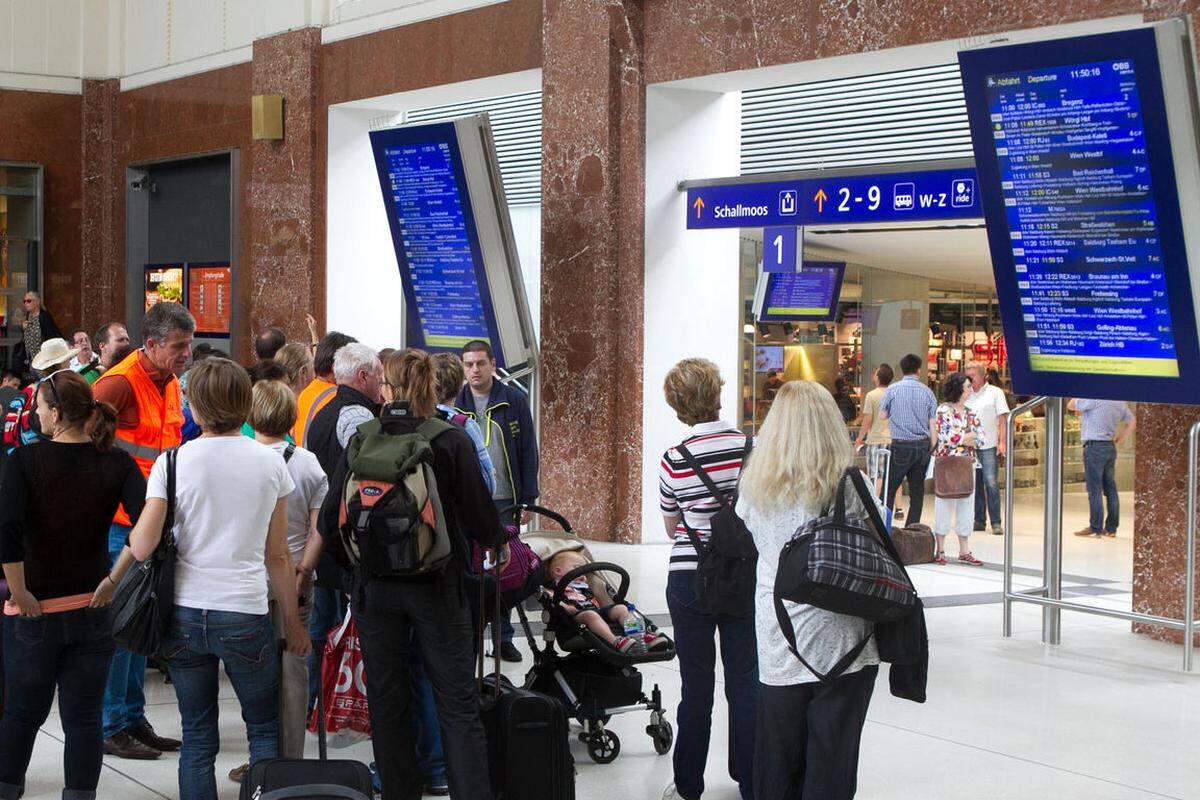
[804,225,995,287]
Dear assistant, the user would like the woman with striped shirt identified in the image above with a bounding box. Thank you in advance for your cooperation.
[658,358,757,800]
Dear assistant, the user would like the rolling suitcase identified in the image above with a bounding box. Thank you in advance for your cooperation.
[478,548,575,800]
[239,634,374,800]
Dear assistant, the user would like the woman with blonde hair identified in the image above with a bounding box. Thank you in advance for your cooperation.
[274,342,315,397]
[736,380,880,800]
[658,358,756,800]
[319,349,502,799]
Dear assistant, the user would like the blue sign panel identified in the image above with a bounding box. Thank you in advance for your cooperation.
[762,226,799,272]
[370,123,507,365]
[687,168,982,229]
[758,262,846,322]
[960,27,1200,403]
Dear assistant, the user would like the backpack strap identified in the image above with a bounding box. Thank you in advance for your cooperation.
[774,590,872,684]
[283,443,296,464]
[415,417,456,442]
[675,443,734,512]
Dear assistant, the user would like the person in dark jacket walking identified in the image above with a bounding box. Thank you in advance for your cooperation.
[320,349,503,800]
[453,340,538,662]
[12,293,63,380]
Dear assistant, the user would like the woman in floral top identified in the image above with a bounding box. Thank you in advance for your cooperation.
[933,373,983,565]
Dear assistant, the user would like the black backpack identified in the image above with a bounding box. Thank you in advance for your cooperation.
[676,436,757,616]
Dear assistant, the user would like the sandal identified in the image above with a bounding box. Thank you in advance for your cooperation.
[933,552,947,565]
[958,552,983,566]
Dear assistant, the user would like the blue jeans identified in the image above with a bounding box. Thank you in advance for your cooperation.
[410,632,446,786]
[665,570,757,800]
[162,607,279,800]
[974,447,1002,527]
[103,523,147,739]
[1084,441,1120,533]
[0,608,115,800]
[308,586,346,709]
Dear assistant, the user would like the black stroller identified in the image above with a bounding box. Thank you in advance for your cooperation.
[509,505,677,764]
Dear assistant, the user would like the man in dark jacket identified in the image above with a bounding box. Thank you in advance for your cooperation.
[454,340,539,662]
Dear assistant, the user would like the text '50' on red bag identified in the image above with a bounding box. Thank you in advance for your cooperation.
[309,611,371,748]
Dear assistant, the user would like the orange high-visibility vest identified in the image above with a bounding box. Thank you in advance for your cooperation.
[97,350,184,526]
[293,377,336,449]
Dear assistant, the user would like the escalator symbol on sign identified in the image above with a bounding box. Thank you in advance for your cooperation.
[779,190,798,216]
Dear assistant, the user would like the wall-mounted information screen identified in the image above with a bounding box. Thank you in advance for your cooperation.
[370,119,536,369]
[754,262,846,322]
[960,21,1200,403]
[188,263,232,337]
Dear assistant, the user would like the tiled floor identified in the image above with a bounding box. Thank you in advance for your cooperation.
[18,492,1200,799]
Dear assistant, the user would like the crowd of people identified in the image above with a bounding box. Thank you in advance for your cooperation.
[0,301,537,800]
[0,295,1133,800]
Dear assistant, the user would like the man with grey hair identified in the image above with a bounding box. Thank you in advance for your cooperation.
[307,341,383,479]
[92,301,194,759]
[964,362,1009,535]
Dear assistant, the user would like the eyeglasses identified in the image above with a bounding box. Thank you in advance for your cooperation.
[22,299,33,304]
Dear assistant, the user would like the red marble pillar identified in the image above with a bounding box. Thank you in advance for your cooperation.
[540,0,645,542]
[248,28,323,351]
[81,78,121,330]
[1133,403,1200,644]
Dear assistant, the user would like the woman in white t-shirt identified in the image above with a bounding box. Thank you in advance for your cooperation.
[128,358,309,800]
[735,380,880,800]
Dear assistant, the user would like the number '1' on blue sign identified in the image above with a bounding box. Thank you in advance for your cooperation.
[763,226,800,273]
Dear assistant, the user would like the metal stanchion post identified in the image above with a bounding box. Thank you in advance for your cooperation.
[1184,421,1199,671]
[1042,397,1064,645]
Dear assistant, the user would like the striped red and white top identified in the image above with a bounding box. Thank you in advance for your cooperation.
[659,421,751,573]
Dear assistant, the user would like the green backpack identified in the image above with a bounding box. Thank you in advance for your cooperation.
[337,417,454,579]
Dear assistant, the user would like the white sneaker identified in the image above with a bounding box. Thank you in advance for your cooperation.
[661,785,685,800]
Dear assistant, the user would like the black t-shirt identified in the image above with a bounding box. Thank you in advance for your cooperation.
[0,441,147,599]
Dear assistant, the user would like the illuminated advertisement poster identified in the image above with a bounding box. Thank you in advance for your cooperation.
[144,264,184,311]
[188,263,232,337]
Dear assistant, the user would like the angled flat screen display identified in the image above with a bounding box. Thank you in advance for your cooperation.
[754,262,846,322]
[959,22,1200,403]
[369,119,536,369]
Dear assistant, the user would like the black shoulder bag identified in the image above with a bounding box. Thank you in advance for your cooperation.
[110,449,178,657]
[675,436,757,616]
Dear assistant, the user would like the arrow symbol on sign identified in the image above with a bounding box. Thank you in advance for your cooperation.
[693,196,705,219]
[813,188,828,213]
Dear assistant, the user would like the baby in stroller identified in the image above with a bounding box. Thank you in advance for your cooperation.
[546,551,670,656]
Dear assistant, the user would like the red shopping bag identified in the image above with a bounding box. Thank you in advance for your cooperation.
[307,611,371,747]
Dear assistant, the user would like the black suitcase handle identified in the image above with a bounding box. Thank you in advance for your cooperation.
[259,786,372,800]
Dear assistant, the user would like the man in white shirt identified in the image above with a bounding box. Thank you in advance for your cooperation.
[965,364,1009,535]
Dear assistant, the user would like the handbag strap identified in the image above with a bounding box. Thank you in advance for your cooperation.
[160,448,178,551]
[842,467,918,589]
[773,591,872,684]
[675,442,734,512]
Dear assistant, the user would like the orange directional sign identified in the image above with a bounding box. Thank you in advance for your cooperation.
[813,187,828,213]
[693,196,705,219]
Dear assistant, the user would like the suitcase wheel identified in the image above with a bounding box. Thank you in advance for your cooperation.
[584,728,620,764]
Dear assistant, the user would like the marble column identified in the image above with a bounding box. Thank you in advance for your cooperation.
[540,0,645,542]
[248,28,323,351]
[1133,403,1200,644]
[81,78,121,329]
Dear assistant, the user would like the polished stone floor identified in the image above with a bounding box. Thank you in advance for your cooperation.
[17,492,1200,799]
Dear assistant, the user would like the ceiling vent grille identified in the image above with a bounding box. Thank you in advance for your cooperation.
[740,64,971,174]
[404,90,543,207]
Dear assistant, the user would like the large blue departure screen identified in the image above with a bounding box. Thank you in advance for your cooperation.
[370,123,506,364]
[759,262,845,322]
[988,60,1178,377]
[961,28,1200,403]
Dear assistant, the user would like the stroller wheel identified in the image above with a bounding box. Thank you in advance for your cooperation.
[586,729,621,764]
[648,720,673,755]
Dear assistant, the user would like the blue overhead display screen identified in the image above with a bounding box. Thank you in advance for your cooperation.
[758,262,846,322]
[686,167,979,229]
[369,123,506,364]
[960,27,1200,403]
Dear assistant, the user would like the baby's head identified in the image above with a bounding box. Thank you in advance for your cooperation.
[547,550,589,582]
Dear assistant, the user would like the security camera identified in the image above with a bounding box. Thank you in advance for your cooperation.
[130,175,148,191]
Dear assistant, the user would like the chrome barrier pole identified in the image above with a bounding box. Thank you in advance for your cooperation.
[1004,396,1046,638]
[1185,421,1199,671]
[1043,397,1065,646]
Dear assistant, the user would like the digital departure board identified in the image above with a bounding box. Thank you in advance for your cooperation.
[961,22,1200,403]
[369,119,536,369]
[754,262,845,322]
